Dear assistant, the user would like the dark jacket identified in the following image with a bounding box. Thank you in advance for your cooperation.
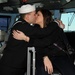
[31,22,67,66]
[0,18,58,68]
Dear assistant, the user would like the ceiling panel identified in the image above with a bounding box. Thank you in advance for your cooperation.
[62,0,75,9]
[25,0,43,3]
[0,0,75,13]
[42,0,62,10]
[0,0,7,3]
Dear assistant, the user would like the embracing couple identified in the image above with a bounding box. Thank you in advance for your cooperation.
[0,4,75,75]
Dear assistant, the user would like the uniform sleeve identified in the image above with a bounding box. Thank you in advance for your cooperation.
[12,22,58,39]
[29,26,59,47]
[11,22,59,49]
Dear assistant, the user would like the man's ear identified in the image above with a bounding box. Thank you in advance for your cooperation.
[25,14,29,21]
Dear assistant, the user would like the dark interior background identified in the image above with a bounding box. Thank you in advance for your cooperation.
[0,0,75,13]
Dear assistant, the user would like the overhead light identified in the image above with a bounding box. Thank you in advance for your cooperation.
[33,3,44,8]
[3,6,13,11]
[0,0,7,3]
[66,0,71,2]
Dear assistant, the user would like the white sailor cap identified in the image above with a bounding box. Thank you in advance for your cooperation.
[18,4,36,14]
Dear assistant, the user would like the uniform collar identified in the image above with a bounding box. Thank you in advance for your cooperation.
[18,18,34,26]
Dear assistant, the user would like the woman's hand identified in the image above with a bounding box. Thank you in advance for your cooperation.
[43,56,53,74]
[12,30,30,42]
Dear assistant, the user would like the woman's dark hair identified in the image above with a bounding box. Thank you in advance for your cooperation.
[36,8,53,27]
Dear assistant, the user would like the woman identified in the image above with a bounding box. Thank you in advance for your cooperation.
[12,8,75,75]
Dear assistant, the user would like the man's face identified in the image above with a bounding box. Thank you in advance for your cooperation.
[28,11,37,24]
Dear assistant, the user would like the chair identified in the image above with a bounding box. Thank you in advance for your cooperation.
[26,47,62,75]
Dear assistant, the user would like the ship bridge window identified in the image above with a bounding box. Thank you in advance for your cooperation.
[0,16,11,32]
[61,12,75,32]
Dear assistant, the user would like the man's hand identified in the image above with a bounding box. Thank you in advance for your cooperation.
[55,20,65,29]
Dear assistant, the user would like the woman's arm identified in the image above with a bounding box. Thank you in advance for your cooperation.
[12,26,59,47]
[12,20,64,42]
[12,30,30,42]
[43,56,53,74]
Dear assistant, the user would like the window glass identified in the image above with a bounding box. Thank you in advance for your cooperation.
[61,12,75,32]
[0,16,11,31]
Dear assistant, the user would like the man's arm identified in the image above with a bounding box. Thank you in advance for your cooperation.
[12,22,59,47]
[12,22,58,39]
